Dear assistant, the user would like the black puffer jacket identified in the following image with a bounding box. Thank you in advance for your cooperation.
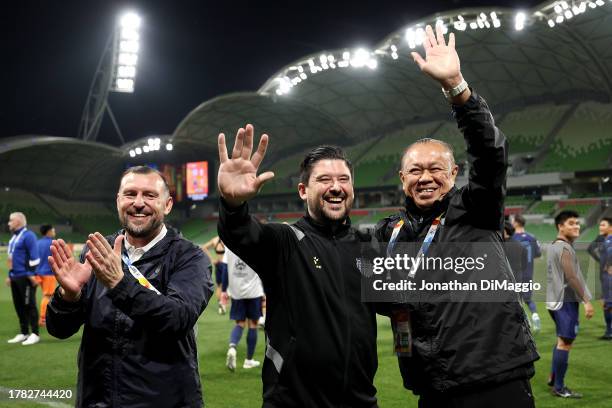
[47,227,213,408]
[219,204,378,408]
[375,91,539,394]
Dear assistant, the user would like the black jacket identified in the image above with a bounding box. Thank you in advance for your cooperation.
[218,204,378,408]
[375,92,539,394]
[47,227,214,408]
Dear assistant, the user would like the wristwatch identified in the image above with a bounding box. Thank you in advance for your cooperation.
[442,79,468,101]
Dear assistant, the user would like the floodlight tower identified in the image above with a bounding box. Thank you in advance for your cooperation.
[78,12,141,143]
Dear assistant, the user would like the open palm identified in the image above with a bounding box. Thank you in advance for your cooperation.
[218,124,274,207]
[411,24,461,88]
[49,239,92,296]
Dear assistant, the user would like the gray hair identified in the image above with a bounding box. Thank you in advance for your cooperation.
[9,212,27,225]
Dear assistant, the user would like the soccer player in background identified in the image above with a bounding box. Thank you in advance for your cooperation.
[222,246,264,371]
[587,217,610,264]
[6,212,41,345]
[36,224,57,326]
[546,210,594,398]
[512,213,543,331]
[503,221,527,283]
[202,235,229,314]
[598,217,612,340]
[587,217,612,339]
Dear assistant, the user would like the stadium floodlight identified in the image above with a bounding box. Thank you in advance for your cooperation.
[453,15,467,31]
[78,10,142,143]
[143,146,150,153]
[595,0,604,5]
[405,28,416,48]
[166,143,173,151]
[135,147,142,155]
[111,12,142,93]
[556,14,564,23]
[469,21,478,29]
[515,12,526,30]
[350,48,370,68]
[589,1,597,8]
[129,150,136,157]
[554,4,563,13]
[548,19,555,27]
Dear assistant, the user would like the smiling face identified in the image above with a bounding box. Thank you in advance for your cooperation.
[117,172,173,242]
[298,159,354,224]
[399,142,458,209]
[558,217,581,242]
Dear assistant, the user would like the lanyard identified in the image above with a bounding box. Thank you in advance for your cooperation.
[386,220,404,258]
[408,213,444,278]
[121,254,161,295]
[8,228,27,259]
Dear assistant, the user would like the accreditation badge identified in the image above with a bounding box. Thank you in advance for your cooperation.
[392,307,412,357]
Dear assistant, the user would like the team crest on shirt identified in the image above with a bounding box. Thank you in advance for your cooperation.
[313,256,322,269]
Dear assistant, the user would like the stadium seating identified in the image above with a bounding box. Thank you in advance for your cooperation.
[526,201,557,216]
[499,104,570,155]
[532,102,612,172]
[0,189,62,225]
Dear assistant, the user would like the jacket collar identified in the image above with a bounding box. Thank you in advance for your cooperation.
[297,214,352,238]
[116,225,181,263]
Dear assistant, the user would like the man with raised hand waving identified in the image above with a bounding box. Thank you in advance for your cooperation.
[217,127,379,408]
[375,24,539,407]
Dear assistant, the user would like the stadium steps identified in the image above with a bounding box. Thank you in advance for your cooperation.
[525,103,578,173]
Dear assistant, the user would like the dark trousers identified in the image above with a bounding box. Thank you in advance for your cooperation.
[418,378,535,408]
[10,276,39,335]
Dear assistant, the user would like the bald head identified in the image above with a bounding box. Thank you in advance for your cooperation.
[8,212,26,232]
[401,138,455,171]
[399,138,459,209]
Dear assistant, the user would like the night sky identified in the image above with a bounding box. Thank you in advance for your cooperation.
[3,0,542,146]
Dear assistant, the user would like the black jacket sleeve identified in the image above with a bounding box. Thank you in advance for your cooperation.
[217,197,295,284]
[107,245,213,338]
[453,91,508,230]
[46,285,88,339]
[46,250,93,339]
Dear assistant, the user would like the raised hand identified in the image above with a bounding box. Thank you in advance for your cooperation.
[49,239,92,301]
[411,24,462,89]
[217,124,275,207]
[86,233,125,289]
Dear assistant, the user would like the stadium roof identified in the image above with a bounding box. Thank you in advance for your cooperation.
[0,136,124,201]
[2,1,612,200]
[174,1,612,162]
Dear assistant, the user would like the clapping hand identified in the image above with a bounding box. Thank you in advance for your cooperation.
[49,239,92,301]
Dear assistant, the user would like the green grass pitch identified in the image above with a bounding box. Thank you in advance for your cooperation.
[0,250,610,407]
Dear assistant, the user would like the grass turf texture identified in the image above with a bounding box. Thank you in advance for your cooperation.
[1,251,611,407]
